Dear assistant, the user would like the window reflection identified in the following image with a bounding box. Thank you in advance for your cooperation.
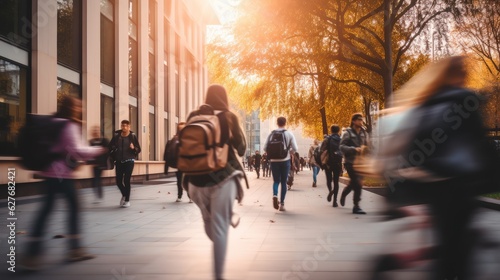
[57,0,82,70]
[0,58,27,156]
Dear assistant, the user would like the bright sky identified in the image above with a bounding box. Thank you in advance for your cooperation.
[207,0,240,43]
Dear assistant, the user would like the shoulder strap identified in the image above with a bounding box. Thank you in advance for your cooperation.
[216,112,230,146]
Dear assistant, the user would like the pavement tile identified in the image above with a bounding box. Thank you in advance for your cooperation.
[1,169,499,280]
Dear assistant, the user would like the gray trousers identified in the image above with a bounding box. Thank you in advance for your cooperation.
[189,176,237,280]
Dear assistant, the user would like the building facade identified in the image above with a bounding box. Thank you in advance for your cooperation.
[0,0,218,186]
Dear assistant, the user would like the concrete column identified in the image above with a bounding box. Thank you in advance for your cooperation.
[156,0,165,160]
[82,0,101,141]
[32,0,58,114]
[138,0,149,161]
[115,0,129,127]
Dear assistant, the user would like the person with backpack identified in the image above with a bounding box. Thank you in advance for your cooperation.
[308,139,322,188]
[183,84,246,280]
[321,125,344,207]
[88,125,112,204]
[108,120,141,208]
[339,113,369,214]
[21,96,107,270]
[263,116,298,211]
[164,122,192,203]
[253,150,262,178]
[261,152,270,177]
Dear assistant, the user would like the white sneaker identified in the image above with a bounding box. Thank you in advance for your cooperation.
[279,205,286,212]
[175,198,182,202]
[121,201,130,208]
[120,196,125,206]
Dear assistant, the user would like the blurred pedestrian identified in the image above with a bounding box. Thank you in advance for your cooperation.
[164,122,191,203]
[253,150,262,178]
[308,139,321,187]
[340,113,369,214]
[185,84,247,280]
[264,116,298,211]
[88,125,111,204]
[373,56,497,279]
[261,152,270,177]
[321,125,343,207]
[21,96,106,270]
[109,120,141,208]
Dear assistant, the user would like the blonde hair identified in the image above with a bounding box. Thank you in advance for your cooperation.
[390,56,468,111]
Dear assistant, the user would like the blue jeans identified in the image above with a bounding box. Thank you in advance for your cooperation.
[271,161,290,205]
[312,165,320,183]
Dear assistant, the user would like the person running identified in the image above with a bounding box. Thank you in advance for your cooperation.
[109,120,141,208]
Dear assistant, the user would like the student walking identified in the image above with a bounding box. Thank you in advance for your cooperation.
[308,139,321,187]
[89,125,111,203]
[22,96,106,270]
[339,113,369,214]
[321,125,343,207]
[261,152,270,177]
[185,84,247,280]
[253,150,262,178]
[109,120,141,208]
[263,117,298,211]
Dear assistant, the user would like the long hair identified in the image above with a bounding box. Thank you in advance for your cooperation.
[56,95,82,124]
[390,56,468,111]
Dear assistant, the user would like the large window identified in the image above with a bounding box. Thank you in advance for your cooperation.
[101,94,114,140]
[128,0,138,98]
[57,0,82,71]
[0,58,27,156]
[0,0,31,49]
[57,78,81,111]
[149,53,155,105]
[101,0,115,85]
[129,105,138,138]
[163,57,168,110]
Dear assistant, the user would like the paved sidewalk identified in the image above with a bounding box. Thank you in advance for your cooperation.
[1,169,500,280]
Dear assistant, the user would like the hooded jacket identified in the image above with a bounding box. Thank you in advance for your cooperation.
[186,84,247,187]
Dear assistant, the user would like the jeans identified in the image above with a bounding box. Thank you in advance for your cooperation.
[92,167,103,199]
[325,163,342,201]
[341,163,362,206]
[29,178,80,255]
[115,160,135,201]
[312,165,320,183]
[271,161,290,205]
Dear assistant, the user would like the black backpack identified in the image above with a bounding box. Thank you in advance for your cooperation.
[163,135,180,172]
[327,135,343,164]
[18,114,67,171]
[266,130,290,160]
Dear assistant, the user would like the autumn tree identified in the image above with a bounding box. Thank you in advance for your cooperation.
[207,0,455,138]
[453,0,500,129]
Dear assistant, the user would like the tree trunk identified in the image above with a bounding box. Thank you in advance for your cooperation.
[320,106,328,136]
[383,0,393,107]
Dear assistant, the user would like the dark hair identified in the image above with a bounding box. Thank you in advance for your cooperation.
[277,117,286,127]
[330,124,340,134]
[350,113,363,127]
[56,95,82,123]
[121,120,130,125]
